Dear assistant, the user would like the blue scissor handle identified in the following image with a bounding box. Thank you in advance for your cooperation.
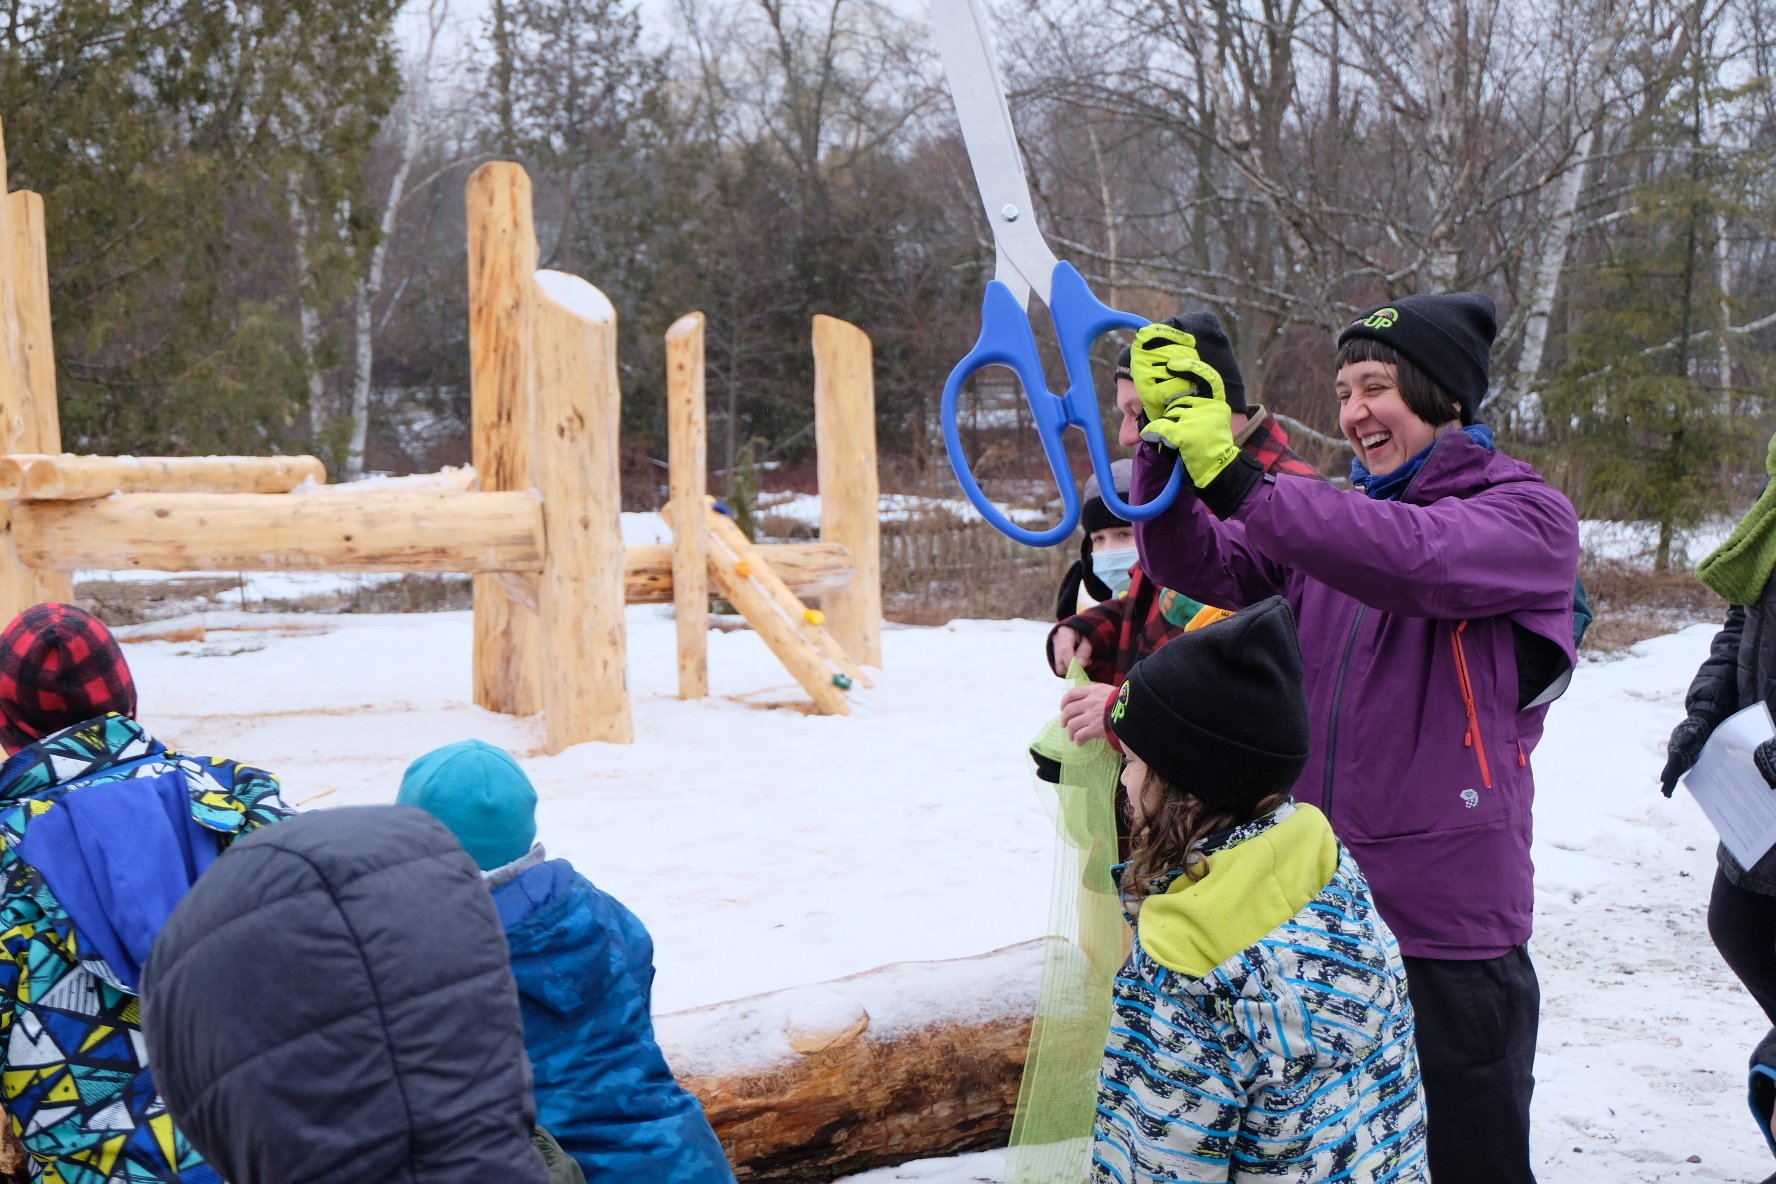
[1046,263,1184,526]
[942,280,1077,546]
[942,261,1184,546]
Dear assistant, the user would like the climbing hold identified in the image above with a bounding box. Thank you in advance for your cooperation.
[832,673,854,690]
[804,608,826,626]
[735,561,752,578]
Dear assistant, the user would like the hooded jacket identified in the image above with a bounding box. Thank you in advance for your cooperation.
[142,806,553,1184]
[1678,576,1776,891]
[1131,430,1579,959]
[0,713,288,1183]
[1093,803,1427,1182]
[494,856,735,1183]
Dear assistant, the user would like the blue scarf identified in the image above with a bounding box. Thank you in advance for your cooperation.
[1351,423,1495,501]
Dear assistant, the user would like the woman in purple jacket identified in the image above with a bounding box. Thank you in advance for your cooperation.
[1126,293,1578,1184]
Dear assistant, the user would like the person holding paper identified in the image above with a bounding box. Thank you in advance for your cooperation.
[1662,434,1776,1176]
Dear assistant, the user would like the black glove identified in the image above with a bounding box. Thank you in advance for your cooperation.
[1660,715,1711,797]
[1757,738,1776,791]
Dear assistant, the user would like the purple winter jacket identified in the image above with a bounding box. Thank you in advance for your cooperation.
[1131,430,1579,959]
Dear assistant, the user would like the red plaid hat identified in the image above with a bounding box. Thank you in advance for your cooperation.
[0,603,136,752]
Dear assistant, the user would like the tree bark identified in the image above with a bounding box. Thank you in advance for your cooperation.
[656,941,1044,1181]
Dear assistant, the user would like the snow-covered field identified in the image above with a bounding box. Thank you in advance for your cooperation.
[110,599,1772,1182]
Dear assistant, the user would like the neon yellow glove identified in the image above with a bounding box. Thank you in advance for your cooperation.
[1139,396,1241,488]
[1130,321,1228,424]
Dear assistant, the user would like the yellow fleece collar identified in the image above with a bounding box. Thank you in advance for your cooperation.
[1137,804,1339,978]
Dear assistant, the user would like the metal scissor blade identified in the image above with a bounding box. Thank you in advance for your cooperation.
[930,0,1059,304]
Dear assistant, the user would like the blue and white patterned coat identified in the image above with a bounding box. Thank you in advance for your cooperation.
[1093,802,1428,1183]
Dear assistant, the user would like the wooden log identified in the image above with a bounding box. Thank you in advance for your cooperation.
[531,269,632,750]
[621,541,851,604]
[704,508,870,690]
[655,941,1042,1180]
[11,491,545,573]
[0,131,71,618]
[663,501,849,715]
[467,161,542,716]
[813,315,882,670]
[666,312,709,700]
[9,454,326,500]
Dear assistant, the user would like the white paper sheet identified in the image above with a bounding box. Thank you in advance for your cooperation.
[1683,701,1776,868]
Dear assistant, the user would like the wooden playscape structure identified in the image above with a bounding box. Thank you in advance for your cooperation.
[0,125,881,753]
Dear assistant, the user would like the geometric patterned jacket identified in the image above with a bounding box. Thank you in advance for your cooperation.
[1093,802,1429,1183]
[0,715,288,1183]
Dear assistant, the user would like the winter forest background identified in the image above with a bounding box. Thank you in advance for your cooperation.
[10,0,1774,623]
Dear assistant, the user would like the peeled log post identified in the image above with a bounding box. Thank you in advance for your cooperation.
[531,269,631,750]
[655,941,1042,1181]
[467,161,542,716]
[10,491,545,573]
[10,454,327,500]
[812,315,882,670]
[7,195,69,609]
[666,312,710,700]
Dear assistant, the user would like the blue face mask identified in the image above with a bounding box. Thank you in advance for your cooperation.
[1091,546,1138,597]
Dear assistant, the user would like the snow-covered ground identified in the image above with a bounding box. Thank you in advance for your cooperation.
[105,598,1772,1182]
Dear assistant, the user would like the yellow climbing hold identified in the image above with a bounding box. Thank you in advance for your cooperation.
[804,608,826,626]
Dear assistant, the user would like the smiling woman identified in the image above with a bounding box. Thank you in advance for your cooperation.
[1125,291,1580,1184]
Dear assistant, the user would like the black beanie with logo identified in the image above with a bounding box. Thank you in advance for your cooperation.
[1109,596,1309,809]
[1336,292,1496,425]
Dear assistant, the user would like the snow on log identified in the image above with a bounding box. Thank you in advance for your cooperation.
[655,940,1043,1180]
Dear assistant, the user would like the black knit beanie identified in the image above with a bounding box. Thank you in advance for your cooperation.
[1337,292,1496,425]
[1109,596,1309,808]
[1080,459,1132,537]
[1159,313,1247,415]
[1114,344,1133,383]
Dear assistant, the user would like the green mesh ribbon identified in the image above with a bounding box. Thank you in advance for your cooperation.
[1009,663,1127,1183]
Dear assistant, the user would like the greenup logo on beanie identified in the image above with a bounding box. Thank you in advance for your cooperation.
[1362,307,1399,330]
[1110,681,1131,724]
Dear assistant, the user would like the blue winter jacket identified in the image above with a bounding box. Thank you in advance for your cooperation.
[492,857,735,1184]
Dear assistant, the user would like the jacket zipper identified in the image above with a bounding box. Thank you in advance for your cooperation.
[1450,619,1494,790]
[1321,430,1453,815]
[1321,605,1368,818]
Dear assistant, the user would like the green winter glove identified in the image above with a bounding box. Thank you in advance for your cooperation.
[1130,321,1228,423]
[1141,396,1241,488]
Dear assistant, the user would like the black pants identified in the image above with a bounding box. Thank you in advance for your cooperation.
[1710,867,1776,1026]
[1401,947,1540,1184]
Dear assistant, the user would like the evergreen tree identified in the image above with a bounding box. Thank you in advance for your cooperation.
[0,0,400,455]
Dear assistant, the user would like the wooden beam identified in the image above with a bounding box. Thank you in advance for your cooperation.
[531,269,632,750]
[812,315,882,670]
[666,312,709,700]
[2,454,327,500]
[669,500,850,715]
[705,508,869,690]
[622,542,851,604]
[467,161,542,715]
[656,941,1041,1181]
[11,491,545,573]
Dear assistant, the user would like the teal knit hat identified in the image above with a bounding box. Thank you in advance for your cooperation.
[396,740,537,871]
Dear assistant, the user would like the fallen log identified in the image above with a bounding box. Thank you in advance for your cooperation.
[655,940,1043,1181]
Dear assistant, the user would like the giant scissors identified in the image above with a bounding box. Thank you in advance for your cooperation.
[933,0,1183,547]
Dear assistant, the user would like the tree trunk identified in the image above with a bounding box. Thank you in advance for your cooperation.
[656,940,1045,1180]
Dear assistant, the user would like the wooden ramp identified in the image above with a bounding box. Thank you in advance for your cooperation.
[663,498,869,715]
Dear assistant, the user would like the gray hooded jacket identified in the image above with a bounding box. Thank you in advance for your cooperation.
[142,806,556,1184]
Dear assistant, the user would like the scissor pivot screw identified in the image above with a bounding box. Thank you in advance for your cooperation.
[1000,203,1020,222]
